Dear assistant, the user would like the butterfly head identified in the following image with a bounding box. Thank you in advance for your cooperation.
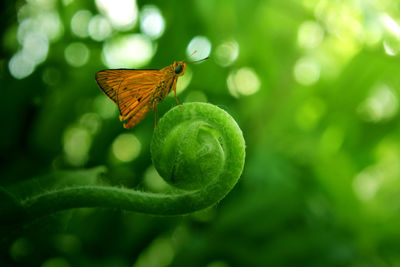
[173,61,186,76]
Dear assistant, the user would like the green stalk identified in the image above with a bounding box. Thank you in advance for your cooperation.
[16,102,245,220]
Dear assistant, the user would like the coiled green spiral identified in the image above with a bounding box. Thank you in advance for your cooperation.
[2,102,245,222]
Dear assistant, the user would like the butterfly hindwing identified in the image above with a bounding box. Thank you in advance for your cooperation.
[123,105,152,129]
[95,69,164,128]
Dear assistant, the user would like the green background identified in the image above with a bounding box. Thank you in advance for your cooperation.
[1,0,400,266]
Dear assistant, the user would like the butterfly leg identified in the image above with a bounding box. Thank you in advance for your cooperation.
[152,96,163,129]
[153,101,158,129]
[173,87,183,112]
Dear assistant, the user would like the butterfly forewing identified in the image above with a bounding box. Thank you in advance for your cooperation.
[95,60,189,129]
[95,69,164,128]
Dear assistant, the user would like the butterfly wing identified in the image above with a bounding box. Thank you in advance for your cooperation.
[95,69,163,129]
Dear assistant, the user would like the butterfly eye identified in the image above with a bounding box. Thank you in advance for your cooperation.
[174,65,183,74]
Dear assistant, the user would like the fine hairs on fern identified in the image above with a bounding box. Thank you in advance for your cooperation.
[2,102,245,222]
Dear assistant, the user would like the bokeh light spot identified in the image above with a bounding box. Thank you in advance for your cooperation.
[293,57,321,86]
[64,42,90,67]
[112,133,141,162]
[71,10,92,38]
[103,34,154,68]
[374,138,400,180]
[319,126,344,155]
[9,51,35,79]
[22,31,49,64]
[79,113,101,134]
[381,14,400,56]
[17,11,64,44]
[297,20,324,49]
[363,21,382,47]
[383,40,399,56]
[18,11,63,43]
[10,238,33,262]
[93,94,118,119]
[143,165,169,192]
[176,66,192,94]
[353,165,383,202]
[215,39,239,67]
[88,15,112,41]
[38,11,64,42]
[27,0,57,8]
[63,126,92,166]
[357,84,398,122]
[140,5,165,40]
[295,97,326,131]
[95,0,138,30]
[18,18,36,45]
[133,237,174,267]
[186,36,212,61]
[17,11,63,43]
[185,91,208,103]
[381,14,400,37]
[53,234,82,255]
[227,67,261,98]
[62,0,73,6]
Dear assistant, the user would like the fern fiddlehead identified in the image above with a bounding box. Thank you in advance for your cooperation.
[7,102,245,221]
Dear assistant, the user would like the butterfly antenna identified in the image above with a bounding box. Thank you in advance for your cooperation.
[181,50,209,64]
[181,50,198,62]
[187,56,209,64]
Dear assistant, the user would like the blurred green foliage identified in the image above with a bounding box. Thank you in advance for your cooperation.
[1,0,400,266]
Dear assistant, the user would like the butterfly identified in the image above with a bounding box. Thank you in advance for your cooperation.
[95,60,187,129]
[95,52,208,129]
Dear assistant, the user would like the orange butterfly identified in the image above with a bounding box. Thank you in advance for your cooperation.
[95,59,187,129]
